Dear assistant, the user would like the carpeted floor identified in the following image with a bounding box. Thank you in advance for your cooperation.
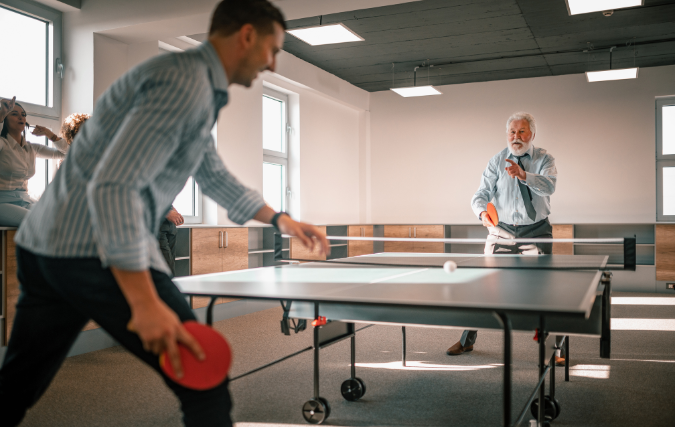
[15,292,675,427]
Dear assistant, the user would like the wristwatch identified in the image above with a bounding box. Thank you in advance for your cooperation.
[271,212,289,232]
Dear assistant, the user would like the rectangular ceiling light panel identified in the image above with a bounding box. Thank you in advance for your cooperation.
[586,68,638,82]
[390,86,442,97]
[287,23,364,46]
[566,0,643,15]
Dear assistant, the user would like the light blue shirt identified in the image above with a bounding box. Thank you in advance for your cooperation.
[471,145,557,226]
[15,42,266,274]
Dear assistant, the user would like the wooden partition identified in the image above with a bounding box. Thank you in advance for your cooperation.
[4,230,19,344]
[656,224,675,281]
[552,224,574,255]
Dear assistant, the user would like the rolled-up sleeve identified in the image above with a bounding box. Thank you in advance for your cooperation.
[33,138,68,160]
[471,157,499,219]
[194,142,266,224]
[87,69,210,271]
[524,154,557,196]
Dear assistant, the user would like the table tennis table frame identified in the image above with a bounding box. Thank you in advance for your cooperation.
[199,269,613,427]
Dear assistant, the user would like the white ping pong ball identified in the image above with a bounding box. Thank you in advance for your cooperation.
[443,261,457,274]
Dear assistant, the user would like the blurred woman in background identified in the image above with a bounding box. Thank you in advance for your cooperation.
[0,96,69,226]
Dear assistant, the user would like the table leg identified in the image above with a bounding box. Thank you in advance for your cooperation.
[206,297,217,326]
[565,336,570,382]
[351,335,356,379]
[538,316,546,426]
[601,272,612,359]
[495,312,512,427]
[402,326,407,367]
[313,303,320,399]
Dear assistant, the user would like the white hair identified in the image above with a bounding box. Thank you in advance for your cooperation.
[506,112,536,135]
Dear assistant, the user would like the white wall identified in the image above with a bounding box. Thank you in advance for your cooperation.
[216,64,365,225]
[369,65,675,224]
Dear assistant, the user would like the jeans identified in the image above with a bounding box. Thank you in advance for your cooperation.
[0,190,34,227]
[0,247,232,427]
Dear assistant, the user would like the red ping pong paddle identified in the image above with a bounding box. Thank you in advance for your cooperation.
[486,203,499,227]
[159,321,232,390]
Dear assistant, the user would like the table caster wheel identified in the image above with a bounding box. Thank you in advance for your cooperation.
[354,377,366,397]
[302,398,330,424]
[530,395,558,421]
[341,378,365,401]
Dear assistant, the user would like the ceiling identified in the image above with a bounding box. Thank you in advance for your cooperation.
[191,0,675,92]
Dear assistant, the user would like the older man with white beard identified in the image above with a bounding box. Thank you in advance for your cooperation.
[447,112,565,365]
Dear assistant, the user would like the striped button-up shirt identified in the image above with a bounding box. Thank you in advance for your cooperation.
[16,42,266,274]
[471,145,557,226]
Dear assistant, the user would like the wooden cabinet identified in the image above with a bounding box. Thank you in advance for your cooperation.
[190,227,248,308]
[656,224,675,281]
[384,225,444,253]
[3,230,19,344]
[552,224,574,255]
[348,225,373,257]
[290,226,327,261]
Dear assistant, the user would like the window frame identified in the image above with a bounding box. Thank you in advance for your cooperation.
[262,86,290,213]
[656,96,675,222]
[0,0,62,119]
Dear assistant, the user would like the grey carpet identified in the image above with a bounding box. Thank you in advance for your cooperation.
[17,292,675,427]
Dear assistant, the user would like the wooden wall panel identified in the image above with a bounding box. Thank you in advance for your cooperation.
[290,226,327,260]
[348,225,374,257]
[383,225,415,252]
[5,230,19,344]
[413,225,444,253]
[552,224,574,255]
[656,224,675,281]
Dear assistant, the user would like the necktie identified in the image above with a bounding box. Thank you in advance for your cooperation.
[516,155,536,221]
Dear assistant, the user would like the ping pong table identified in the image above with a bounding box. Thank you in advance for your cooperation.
[174,252,616,426]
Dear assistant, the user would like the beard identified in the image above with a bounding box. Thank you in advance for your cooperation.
[507,138,530,156]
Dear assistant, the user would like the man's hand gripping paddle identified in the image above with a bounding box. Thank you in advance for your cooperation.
[128,320,232,390]
[486,203,499,227]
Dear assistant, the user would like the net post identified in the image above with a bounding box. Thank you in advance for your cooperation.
[623,237,636,271]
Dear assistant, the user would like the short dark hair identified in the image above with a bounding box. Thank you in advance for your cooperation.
[209,0,286,36]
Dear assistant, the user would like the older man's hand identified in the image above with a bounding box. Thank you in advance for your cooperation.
[505,159,526,181]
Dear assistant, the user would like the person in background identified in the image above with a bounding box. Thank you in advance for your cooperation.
[0,96,69,226]
[160,206,184,275]
[447,111,566,366]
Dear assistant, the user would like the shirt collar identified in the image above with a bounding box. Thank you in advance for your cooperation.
[198,41,229,93]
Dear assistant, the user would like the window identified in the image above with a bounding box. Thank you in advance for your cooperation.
[657,96,675,221]
[0,1,62,119]
[262,87,289,213]
[171,124,216,224]
[24,119,59,201]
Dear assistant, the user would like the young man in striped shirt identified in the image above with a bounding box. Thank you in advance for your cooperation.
[0,1,328,426]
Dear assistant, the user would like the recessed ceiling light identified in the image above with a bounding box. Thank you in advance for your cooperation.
[390,86,442,97]
[566,0,643,15]
[287,23,364,46]
[586,67,639,82]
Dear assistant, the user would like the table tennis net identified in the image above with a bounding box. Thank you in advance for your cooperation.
[274,234,637,271]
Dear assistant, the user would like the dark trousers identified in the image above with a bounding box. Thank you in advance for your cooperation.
[0,247,232,427]
[461,218,564,355]
[159,218,178,275]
